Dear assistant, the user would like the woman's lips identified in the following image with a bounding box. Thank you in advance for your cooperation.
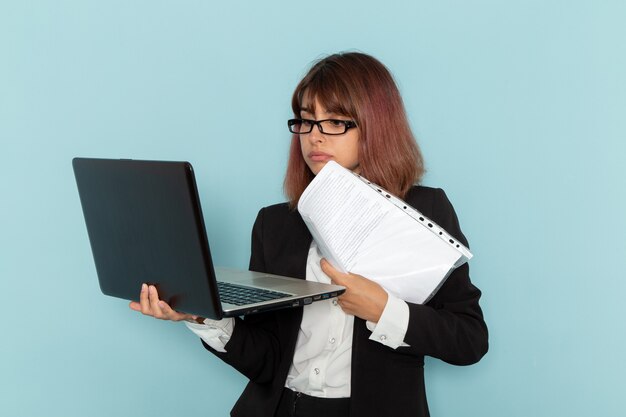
[308,151,332,162]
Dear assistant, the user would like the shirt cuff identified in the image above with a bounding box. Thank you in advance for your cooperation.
[184,317,235,353]
[366,293,410,349]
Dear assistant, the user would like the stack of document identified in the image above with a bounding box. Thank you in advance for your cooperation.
[297,161,472,304]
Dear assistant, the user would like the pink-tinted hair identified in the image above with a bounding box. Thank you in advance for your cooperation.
[284,52,425,207]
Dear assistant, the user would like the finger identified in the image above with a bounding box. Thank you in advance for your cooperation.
[338,296,352,308]
[139,283,150,314]
[320,259,346,285]
[320,258,335,274]
[336,298,354,316]
[157,300,187,321]
[129,300,141,312]
[148,285,165,318]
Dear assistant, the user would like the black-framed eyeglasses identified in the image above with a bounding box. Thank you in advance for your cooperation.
[288,118,358,135]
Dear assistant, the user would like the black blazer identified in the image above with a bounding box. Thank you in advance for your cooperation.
[203,186,488,417]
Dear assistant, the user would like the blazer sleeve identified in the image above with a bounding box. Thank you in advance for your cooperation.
[199,208,284,383]
[399,188,488,365]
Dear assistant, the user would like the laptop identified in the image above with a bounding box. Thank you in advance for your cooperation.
[72,157,345,320]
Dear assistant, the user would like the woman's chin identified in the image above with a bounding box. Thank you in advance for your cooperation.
[306,160,329,176]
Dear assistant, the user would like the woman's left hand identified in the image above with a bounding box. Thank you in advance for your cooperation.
[321,258,388,323]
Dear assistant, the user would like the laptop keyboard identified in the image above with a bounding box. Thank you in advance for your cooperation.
[217,281,291,306]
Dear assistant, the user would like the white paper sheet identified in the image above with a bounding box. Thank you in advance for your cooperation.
[298,161,472,304]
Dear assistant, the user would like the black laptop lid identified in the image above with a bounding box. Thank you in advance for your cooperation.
[72,158,223,319]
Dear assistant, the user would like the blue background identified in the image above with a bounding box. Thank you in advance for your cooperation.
[1,1,624,416]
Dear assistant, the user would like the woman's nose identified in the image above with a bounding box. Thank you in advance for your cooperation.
[307,122,325,142]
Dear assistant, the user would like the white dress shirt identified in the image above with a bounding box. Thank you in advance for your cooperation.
[185,241,410,398]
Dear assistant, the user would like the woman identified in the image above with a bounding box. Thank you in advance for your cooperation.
[131,52,488,417]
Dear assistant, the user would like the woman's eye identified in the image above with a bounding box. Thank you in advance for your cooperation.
[328,120,344,127]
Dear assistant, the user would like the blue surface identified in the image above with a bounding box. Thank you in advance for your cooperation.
[1,1,624,416]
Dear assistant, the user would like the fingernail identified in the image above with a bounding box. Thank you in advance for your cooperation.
[141,283,147,292]
[159,301,167,309]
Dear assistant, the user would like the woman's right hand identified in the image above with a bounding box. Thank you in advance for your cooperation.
[129,283,203,323]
